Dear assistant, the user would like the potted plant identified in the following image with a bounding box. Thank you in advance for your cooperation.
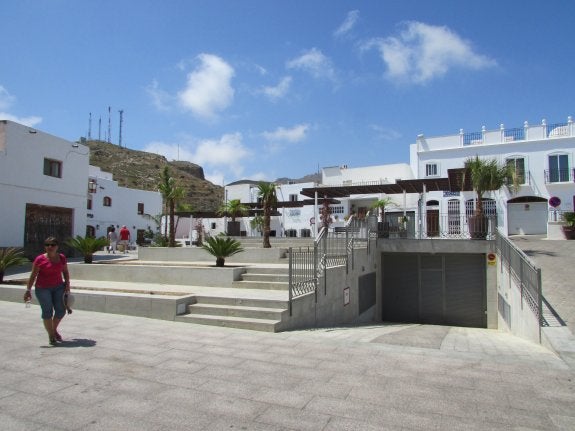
[398,216,409,238]
[66,236,109,263]
[202,234,245,267]
[561,212,575,240]
[370,197,397,238]
[0,248,29,283]
[218,199,248,236]
[464,156,513,239]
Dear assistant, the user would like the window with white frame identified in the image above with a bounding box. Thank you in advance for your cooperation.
[506,157,526,185]
[548,153,570,183]
[289,194,298,202]
[425,163,438,177]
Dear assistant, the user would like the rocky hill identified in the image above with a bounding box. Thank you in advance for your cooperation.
[86,140,224,212]
[86,140,320,212]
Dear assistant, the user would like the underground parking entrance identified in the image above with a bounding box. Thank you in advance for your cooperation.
[381,252,487,328]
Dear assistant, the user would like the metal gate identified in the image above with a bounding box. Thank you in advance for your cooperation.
[382,253,486,328]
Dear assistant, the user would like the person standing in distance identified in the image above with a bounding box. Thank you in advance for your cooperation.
[107,226,118,254]
[119,225,131,253]
[24,237,70,345]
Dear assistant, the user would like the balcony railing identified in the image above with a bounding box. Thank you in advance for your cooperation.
[544,169,575,183]
[374,214,497,240]
[418,116,574,151]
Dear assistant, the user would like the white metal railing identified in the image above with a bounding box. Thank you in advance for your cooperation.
[419,116,574,151]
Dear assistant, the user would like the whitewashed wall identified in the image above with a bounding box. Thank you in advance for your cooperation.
[0,120,88,247]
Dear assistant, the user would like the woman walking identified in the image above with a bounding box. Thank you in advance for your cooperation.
[24,237,71,345]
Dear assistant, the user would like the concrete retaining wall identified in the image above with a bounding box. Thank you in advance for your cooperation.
[497,262,541,344]
[0,284,193,321]
[139,246,288,264]
[68,262,246,287]
[281,247,376,330]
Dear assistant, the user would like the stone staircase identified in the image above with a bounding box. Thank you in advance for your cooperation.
[175,296,289,332]
[231,267,289,290]
[175,266,290,332]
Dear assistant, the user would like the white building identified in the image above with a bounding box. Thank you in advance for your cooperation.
[412,117,575,237]
[87,166,163,245]
[0,120,89,252]
[0,120,163,253]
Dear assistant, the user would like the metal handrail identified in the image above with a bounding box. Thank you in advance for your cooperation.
[495,230,542,329]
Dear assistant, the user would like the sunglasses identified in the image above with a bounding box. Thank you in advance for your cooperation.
[44,243,58,247]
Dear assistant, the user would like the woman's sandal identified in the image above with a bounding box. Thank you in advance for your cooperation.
[54,331,63,342]
[49,336,57,346]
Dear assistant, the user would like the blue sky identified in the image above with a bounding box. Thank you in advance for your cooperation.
[1,1,574,185]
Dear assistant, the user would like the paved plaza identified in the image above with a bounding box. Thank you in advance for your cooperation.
[1,299,574,431]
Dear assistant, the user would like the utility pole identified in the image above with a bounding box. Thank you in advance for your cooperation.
[88,112,92,139]
[118,109,124,147]
[107,106,112,143]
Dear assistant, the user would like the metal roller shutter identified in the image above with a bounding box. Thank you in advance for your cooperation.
[382,253,486,328]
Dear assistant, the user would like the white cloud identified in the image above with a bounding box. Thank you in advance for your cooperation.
[362,21,496,84]
[146,80,173,111]
[0,85,42,126]
[262,124,309,143]
[334,10,359,38]
[177,53,235,120]
[261,76,292,101]
[144,132,250,184]
[286,48,337,82]
[370,124,402,141]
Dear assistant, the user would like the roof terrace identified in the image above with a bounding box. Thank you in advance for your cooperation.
[417,116,574,152]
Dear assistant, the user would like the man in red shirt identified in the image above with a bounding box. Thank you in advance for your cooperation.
[119,225,131,252]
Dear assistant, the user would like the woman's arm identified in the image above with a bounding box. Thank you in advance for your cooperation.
[62,263,70,293]
[25,264,39,300]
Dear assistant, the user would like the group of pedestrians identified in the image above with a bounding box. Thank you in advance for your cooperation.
[107,225,131,253]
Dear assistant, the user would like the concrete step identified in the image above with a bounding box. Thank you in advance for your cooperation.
[175,313,281,332]
[194,295,288,309]
[231,280,289,291]
[187,303,287,320]
[240,273,289,283]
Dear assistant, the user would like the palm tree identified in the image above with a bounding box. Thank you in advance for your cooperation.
[464,156,513,217]
[202,235,244,267]
[66,236,109,263]
[257,182,277,248]
[158,166,186,247]
[250,214,264,236]
[370,196,397,222]
[464,156,513,238]
[218,199,249,222]
[0,248,29,283]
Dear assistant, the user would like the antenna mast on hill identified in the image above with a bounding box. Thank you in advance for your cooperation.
[118,109,124,148]
[107,106,112,143]
[98,117,102,141]
[88,112,92,139]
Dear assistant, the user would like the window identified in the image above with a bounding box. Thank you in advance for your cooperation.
[87,198,92,210]
[103,196,112,207]
[43,158,62,178]
[425,163,438,177]
[289,194,298,202]
[506,157,526,184]
[137,202,144,215]
[548,154,570,183]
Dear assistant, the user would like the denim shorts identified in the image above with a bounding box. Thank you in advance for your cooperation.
[35,283,66,319]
